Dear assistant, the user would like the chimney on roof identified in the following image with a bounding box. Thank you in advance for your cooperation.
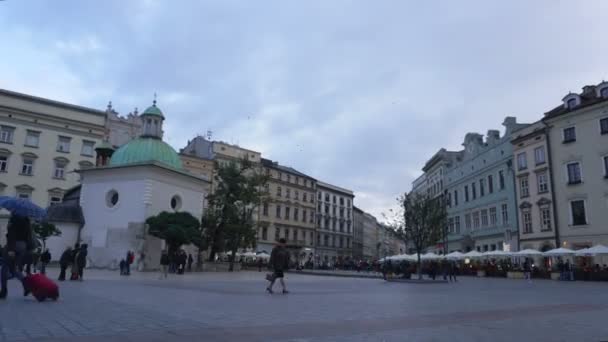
[486,130,500,144]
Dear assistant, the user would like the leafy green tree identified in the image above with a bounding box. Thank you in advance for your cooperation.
[146,211,201,254]
[202,158,269,271]
[32,222,61,250]
[390,192,446,280]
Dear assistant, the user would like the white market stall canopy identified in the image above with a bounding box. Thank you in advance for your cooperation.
[421,252,443,260]
[256,252,270,259]
[445,251,465,259]
[463,250,484,258]
[483,250,512,258]
[514,249,543,256]
[543,247,575,256]
[575,245,608,256]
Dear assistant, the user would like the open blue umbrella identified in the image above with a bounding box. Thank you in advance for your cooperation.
[0,196,47,219]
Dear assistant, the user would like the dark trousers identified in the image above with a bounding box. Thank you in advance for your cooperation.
[126,263,131,275]
[1,242,27,296]
[78,267,85,280]
[58,265,68,280]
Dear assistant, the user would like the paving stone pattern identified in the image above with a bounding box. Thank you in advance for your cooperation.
[0,269,607,341]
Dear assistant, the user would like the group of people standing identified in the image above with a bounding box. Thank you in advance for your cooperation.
[158,249,194,279]
[58,243,88,281]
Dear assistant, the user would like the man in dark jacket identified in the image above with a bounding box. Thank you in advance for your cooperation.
[76,244,88,281]
[58,247,72,281]
[266,238,290,294]
[1,215,33,299]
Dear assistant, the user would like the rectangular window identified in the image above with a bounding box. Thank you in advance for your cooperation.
[479,179,485,197]
[347,221,351,233]
[81,140,95,156]
[285,228,290,239]
[570,200,587,226]
[501,204,509,225]
[49,196,62,206]
[517,152,528,170]
[21,159,34,175]
[332,219,336,231]
[534,147,546,165]
[499,170,505,190]
[481,209,488,227]
[276,205,281,218]
[603,156,608,178]
[519,177,529,198]
[285,207,291,221]
[25,130,40,147]
[324,235,328,247]
[472,183,477,200]
[0,155,7,172]
[522,210,532,234]
[275,227,280,240]
[454,190,459,206]
[325,205,329,214]
[286,188,291,199]
[17,192,30,200]
[488,175,494,194]
[310,211,314,223]
[566,162,582,184]
[447,192,452,207]
[601,118,608,135]
[303,192,307,202]
[448,218,454,234]
[262,227,268,240]
[473,212,480,229]
[489,207,497,226]
[465,214,471,230]
[262,203,268,216]
[540,207,552,231]
[537,172,549,193]
[333,195,336,204]
[465,185,469,202]
[563,127,576,143]
[53,160,66,179]
[0,126,15,144]
[277,186,282,197]
[294,208,299,221]
[454,216,461,234]
[57,136,71,153]
[302,209,307,223]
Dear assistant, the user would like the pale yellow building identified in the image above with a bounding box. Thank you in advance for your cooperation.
[544,82,608,249]
[0,89,106,206]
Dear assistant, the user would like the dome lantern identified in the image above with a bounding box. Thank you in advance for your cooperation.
[141,94,164,139]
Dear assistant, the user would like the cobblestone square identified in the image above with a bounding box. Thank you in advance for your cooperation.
[1,269,607,341]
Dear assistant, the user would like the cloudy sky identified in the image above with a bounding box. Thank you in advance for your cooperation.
[1,1,607,219]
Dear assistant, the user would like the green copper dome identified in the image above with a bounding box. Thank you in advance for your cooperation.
[142,104,164,118]
[110,138,182,169]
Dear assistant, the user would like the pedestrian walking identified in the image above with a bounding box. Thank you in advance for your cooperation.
[125,251,134,275]
[39,249,51,275]
[266,238,290,294]
[0,215,34,299]
[187,254,193,272]
[449,260,458,282]
[70,243,80,281]
[58,247,72,281]
[159,250,169,279]
[523,259,532,282]
[76,244,88,281]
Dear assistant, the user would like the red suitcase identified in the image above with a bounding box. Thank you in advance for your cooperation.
[24,274,59,302]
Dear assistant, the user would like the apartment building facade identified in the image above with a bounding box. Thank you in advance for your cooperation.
[315,181,354,265]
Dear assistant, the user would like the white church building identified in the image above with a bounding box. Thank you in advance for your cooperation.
[47,101,209,270]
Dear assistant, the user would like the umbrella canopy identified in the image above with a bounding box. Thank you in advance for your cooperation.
[483,250,512,258]
[445,251,465,260]
[0,196,46,219]
[463,250,484,258]
[393,254,416,261]
[515,249,543,256]
[575,245,608,256]
[421,252,443,260]
[543,247,576,256]
[256,252,270,259]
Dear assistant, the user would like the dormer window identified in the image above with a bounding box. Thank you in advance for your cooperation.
[566,98,578,109]
[600,86,608,99]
